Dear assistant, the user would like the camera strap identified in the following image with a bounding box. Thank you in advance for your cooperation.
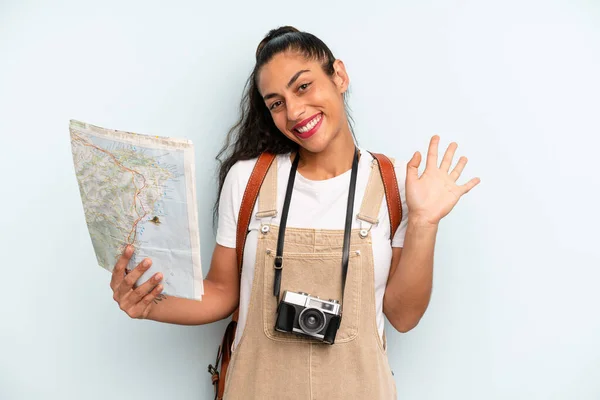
[273,146,360,302]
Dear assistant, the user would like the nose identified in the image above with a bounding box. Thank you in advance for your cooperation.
[286,97,305,124]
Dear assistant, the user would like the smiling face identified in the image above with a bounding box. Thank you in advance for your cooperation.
[257,51,351,154]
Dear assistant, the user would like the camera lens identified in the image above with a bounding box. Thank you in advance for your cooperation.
[298,308,326,335]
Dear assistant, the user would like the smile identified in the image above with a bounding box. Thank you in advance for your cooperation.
[292,113,323,139]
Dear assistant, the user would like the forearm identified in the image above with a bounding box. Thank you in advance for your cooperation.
[145,277,239,325]
[383,217,438,332]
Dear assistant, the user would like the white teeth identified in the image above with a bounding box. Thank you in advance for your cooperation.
[296,114,321,133]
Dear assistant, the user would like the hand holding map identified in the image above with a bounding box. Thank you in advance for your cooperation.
[70,119,204,301]
[110,244,166,319]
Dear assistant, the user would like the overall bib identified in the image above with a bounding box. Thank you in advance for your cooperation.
[223,154,398,400]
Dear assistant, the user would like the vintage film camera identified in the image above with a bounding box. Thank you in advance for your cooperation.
[274,290,342,344]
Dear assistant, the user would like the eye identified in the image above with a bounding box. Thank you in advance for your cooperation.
[298,82,311,92]
[269,100,283,110]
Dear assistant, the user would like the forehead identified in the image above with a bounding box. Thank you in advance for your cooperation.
[257,51,321,94]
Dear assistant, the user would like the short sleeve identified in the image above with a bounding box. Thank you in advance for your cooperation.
[391,160,409,248]
[216,160,255,249]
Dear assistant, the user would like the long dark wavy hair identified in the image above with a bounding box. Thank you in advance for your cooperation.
[213,26,356,225]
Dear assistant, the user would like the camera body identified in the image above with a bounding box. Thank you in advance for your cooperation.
[274,290,342,344]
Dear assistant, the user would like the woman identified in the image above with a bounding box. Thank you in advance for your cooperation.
[110,26,480,399]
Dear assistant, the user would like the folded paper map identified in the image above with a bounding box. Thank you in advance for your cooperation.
[69,119,203,301]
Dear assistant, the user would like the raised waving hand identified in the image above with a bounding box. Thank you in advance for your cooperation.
[405,135,481,225]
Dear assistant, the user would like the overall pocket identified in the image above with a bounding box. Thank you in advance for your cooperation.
[263,250,362,343]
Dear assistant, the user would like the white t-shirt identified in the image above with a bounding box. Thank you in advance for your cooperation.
[216,148,409,350]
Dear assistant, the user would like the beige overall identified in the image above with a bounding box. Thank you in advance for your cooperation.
[223,155,397,399]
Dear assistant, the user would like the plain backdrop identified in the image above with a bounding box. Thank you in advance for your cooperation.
[1,1,599,399]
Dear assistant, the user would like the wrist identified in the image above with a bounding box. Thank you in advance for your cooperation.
[408,215,439,230]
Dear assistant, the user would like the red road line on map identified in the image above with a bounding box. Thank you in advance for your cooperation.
[72,133,149,245]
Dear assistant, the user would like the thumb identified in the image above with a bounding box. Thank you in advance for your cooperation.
[406,151,421,182]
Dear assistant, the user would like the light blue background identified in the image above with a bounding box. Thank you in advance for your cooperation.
[1,1,599,399]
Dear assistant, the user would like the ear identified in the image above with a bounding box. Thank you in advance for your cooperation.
[332,59,349,94]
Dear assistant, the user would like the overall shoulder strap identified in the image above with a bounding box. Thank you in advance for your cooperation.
[368,152,403,238]
[236,152,277,274]
[256,156,278,219]
[231,152,276,326]
[357,158,387,226]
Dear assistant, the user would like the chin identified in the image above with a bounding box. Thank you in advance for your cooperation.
[304,139,333,154]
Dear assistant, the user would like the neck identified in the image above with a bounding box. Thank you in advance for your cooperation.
[292,126,357,181]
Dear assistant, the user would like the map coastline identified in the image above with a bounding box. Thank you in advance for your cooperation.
[70,119,204,301]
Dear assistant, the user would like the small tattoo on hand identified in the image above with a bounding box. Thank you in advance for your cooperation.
[153,294,167,304]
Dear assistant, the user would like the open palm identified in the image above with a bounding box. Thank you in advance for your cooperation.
[406,136,481,225]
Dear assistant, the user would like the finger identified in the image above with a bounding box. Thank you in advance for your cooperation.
[111,244,133,291]
[129,272,164,305]
[406,151,421,182]
[116,258,153,298]
[425,135,440,170]
[124,284,163,319]
[440,142,458,172]
[140,285,164,319]
[460,177,481,195]
[449,156,468,181]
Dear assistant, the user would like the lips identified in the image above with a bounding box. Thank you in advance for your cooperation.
[292,113,323,140]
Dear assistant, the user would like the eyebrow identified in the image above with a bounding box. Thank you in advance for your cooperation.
[262,69,311,101]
